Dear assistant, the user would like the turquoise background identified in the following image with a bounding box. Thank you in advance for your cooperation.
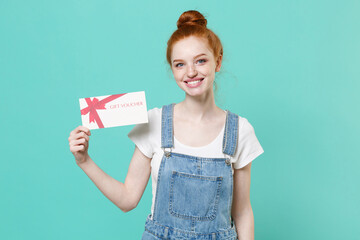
[1,0,359,239]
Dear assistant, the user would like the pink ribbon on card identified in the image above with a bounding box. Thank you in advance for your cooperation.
[80,93,126,128]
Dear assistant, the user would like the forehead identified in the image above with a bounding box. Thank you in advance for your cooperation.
[171,36,213,60]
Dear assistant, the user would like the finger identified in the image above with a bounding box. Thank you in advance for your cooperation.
[69,132,82,142]
[70,126,82,136]
[70,138,88,147]
[69,132,90,142]
[70,132,90,142]
[70,145,85,153]
[78,126,91,136]
[71,126,91,136]
[70,139,88,150]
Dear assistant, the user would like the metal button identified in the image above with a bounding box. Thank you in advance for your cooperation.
[164,151,171,157]
[225,158,231,165]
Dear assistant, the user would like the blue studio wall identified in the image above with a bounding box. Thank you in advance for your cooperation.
[1,0,359,239]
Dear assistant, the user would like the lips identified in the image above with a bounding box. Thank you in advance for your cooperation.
[184,78,204,88]
[184,78,204,84]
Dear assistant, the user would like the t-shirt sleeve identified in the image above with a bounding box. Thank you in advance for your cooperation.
[127,110,154,158]
[233,118,264,169]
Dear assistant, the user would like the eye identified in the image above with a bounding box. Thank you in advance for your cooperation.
[175,63,184,67]
[197,59,207,64]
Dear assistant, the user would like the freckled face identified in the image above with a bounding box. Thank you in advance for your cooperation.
[170,36,221,97]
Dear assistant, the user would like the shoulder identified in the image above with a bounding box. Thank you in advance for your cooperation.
[128,107,162,142]
[143,107,162,132]
[230,112,264,169]
[148,103,175,120]
[147,107,162,120]
[226,110,254,132]
[238,116,257,136]
[226,110,259,145]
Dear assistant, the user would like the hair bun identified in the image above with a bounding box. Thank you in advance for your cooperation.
[177,10,207,29]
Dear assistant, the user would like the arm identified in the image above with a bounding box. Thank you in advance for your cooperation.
[69,126,151,213]
[231,162,254,240]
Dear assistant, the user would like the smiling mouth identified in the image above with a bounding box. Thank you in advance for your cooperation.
[184,78,205,88]
[184,78,204,85]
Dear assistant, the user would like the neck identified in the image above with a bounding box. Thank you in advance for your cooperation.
[177,89,219,122]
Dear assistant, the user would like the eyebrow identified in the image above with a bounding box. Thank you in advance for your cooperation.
[172,53,207,63]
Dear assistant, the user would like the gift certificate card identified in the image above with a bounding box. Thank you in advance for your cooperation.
[79,91,148,129]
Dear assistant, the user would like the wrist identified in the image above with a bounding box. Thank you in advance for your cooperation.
[76,154,91,168]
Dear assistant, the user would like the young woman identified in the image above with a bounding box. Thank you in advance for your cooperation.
[68,10,264,240]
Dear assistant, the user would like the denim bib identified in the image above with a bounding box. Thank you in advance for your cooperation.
[142,104,239,240]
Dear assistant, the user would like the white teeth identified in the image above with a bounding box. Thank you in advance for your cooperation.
[187,80,201,85]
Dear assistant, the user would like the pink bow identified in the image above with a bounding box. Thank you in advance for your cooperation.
[80,93,126,128]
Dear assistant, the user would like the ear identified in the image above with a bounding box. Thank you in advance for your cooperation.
[215,55,223,72]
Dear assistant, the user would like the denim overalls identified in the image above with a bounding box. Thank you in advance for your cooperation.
[142,104,239,240]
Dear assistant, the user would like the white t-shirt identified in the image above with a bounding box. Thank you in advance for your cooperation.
[128,107,264,217]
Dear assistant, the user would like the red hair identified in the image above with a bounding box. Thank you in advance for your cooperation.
[166,10,223,67]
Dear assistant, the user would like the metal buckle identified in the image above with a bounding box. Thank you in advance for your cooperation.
[163,148,172,157]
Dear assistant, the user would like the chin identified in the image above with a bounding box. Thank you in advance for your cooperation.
[185,88,212,98]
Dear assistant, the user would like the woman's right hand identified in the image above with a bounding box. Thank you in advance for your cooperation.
[68,126,91,164]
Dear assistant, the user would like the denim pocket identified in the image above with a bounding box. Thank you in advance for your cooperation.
[169,171,223,221]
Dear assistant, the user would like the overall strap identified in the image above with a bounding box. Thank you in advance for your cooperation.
[222,111,239,157]
[161,103,175,148]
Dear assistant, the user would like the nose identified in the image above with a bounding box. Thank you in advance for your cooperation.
[186,64,197,78]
